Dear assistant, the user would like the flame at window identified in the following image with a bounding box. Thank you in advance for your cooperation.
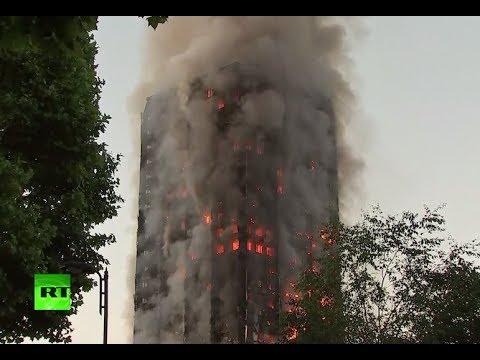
[255,226,265,238]
[287,327,298,341]
[232,239,240,251]
[203,211,212,225]
[266,247,274,257]
[216,243,225,255]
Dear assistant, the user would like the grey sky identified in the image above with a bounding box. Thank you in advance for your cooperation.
[63,16,480,343]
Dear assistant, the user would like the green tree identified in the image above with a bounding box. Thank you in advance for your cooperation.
[412,241,480,343]
[280,224,344,343]
[281,206,480,343]
[0,16,168,343]
[0,17,109,343]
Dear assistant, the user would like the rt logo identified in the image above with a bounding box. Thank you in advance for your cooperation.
[34,274,71,311]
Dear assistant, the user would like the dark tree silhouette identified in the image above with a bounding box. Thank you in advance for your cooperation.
[282,206,480,343]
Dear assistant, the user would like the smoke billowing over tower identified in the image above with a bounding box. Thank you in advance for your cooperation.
[132,16,360,344]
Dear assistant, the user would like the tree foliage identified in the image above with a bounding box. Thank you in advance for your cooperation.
[281,206,480,343]
[139,16,169,30]
[0,17,122,343]
[0,16,169,53]
[0,15,170,343]
[280,224,344,343]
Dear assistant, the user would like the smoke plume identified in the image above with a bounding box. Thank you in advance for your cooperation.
[128,16,363,343]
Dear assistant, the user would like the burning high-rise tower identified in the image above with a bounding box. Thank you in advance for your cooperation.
[129,16,361,344]
[133,61,340,343]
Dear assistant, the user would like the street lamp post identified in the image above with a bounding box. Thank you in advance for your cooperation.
[99,269,108,344]
[61,261,109,344]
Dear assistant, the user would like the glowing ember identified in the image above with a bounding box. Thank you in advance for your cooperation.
[266,247,274,257]
[216,243,225,255]
[287,328,298,341]
[247,239,254,251]
[206,88,214,98]
[256,243,263,254]
[217,99,225,110]
[320,296,333,307]
[203,211,212,225]
[277,184,284,194]
[320,228,335,245]
[255,227,264,237]
[232,239,240,251]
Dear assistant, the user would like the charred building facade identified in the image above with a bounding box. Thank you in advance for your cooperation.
[134,63,339,343]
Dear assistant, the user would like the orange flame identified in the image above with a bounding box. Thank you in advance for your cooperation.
[216,243,225,255]
[255,226,265,237]
[287,328,298,341]
[232,239,240,251]
[266,247,274,257]
[203,211,212,225]
[277,184,284,194]
[206,88,214,99]
[320,296,333,307]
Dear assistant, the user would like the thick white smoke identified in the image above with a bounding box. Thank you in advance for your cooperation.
[128,16,363,343]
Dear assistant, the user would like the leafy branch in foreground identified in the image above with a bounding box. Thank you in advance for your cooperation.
[281,206,480,343]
